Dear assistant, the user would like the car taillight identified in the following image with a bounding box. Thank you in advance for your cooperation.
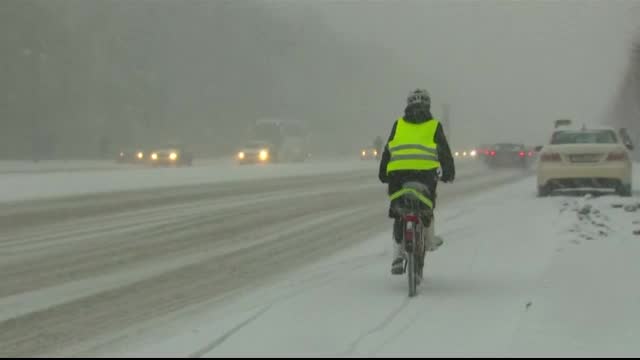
[528,151,533,157]
[490,151,496,156]
[519,151,525,157]
[607,151,628,161]
[541,153,561,162]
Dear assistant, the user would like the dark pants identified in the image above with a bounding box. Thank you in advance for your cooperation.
[388,172,438,243]
[388,179,438,215]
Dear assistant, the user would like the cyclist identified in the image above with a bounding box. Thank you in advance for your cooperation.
[378,88,456,275]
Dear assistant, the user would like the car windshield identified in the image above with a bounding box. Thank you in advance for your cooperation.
[245,142,270,149]
[551,130,618,144]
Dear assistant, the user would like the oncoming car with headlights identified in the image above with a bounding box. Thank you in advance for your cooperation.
[236,141,274,164]
[117,148,147,164]
[453,149,478,159]
[149,145,193,167]
[360,148,379,160]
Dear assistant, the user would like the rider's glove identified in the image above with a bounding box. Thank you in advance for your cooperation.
[441,172,454,183]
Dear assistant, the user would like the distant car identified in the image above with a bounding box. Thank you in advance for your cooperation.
[537,126,633,197]
[360,148,379,160]
[475,144,493,159]
[454,149,478,159]
[236,141,276,164]
[117,149,146,164]
[485,143,533,168]
[149,145,193,167]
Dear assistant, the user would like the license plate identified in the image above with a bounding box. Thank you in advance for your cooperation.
[570,154,600,163]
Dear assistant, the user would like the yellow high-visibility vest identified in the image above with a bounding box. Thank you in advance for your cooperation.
[386,118,440,174]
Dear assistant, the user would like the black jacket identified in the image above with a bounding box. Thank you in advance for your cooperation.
[378,104,456,208]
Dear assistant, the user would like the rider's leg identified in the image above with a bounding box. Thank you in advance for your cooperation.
[391,218,405,274]
[425,179,442,252]
[425,215,443,252]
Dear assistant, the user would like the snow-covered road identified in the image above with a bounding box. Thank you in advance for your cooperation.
[0,159,523,357]
[51,164,640,357]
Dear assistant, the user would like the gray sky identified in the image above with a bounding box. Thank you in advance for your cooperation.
[279,0,640,147]
[2,1,639,159]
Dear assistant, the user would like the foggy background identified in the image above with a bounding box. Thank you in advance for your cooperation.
[612,30,640,148]
[1,0,639,160]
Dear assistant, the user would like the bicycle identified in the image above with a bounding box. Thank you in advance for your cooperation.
[391,182,434,297]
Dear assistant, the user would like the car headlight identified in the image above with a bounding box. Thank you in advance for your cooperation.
[455,152,460,157]
[238,152,245,160]
[470,150,477,157]
[259,150,269,161]
[374,150,378,156]
[137,152,144,159]
[362,151,366,156]
[151,153,158,160]
[120,152,125,157]
[463,151,467,157]
[169,152,178,161]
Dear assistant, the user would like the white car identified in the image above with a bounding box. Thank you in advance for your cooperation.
[537,126,633,197]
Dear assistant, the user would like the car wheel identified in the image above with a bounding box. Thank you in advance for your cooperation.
[538,185,551,197]
[617,184,632,197]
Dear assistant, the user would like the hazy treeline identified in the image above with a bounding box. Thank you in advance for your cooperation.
[611,33,640,156]
[0,0,419,160]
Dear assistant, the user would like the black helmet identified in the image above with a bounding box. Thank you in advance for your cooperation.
[407,88,431,107]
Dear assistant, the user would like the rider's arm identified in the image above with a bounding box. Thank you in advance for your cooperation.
[378,121,398,183]
[435,123,455,182]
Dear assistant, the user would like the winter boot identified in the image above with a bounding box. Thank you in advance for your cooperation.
[391,240,405,275]
[424,219,443,252]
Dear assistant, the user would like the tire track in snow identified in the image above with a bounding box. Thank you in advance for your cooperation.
[342,297,412,356]
[370,305,424,357]
[188,304,275,358]
[0,183,381,297]
[191,259,378,358]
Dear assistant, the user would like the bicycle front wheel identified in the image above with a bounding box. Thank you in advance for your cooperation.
[407,224,419,297]
[408,252,417,297]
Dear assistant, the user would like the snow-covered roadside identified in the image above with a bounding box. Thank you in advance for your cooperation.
[0,160,133,174]
[508,193,640,356]
[0,159,484,204]
[0,159,374,204]
[80,166,640,357]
